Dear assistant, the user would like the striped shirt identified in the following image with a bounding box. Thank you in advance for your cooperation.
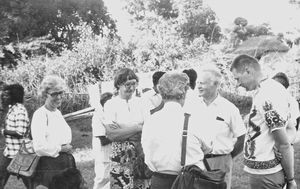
[4,103,30,158]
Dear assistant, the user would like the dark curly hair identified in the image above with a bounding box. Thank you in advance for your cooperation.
[3,84,24,105]
[152,71,166,87]
[114,68,139,90]
[100,92,113,107]
[272,72,289,89]
[182,69,197,90]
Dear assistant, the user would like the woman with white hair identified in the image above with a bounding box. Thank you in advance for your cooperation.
[141,72,212,189]
[30,75,76,188]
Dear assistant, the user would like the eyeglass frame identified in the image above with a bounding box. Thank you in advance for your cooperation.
[48,91,65,97]
[122,80,138,88]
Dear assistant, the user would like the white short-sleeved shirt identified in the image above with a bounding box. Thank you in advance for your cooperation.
[91,107,106,137]
[199,95,246,155]
[91,107,111,162]
[243,79,290,175]
[103,96,148,128]
[141,89,163,112]
[142,102,212,175]
[31,106,72,157]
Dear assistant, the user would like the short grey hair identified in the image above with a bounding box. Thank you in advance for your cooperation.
[199,65,222,85]
[157,72,189,101]
[39,75,66,99]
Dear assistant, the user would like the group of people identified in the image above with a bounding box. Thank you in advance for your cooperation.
[92,54,299,189]
[0,53,298,189]
[0,76,87,189]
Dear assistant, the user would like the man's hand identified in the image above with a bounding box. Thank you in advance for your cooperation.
[286,179,297,189]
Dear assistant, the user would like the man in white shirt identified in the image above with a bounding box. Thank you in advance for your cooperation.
[196,66,246,189]
[231,54,296,189]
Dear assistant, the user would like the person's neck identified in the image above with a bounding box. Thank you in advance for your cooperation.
[44,103,56,112]
[254,74,267,90]
[203,93,218,106]
[119,94,132,102]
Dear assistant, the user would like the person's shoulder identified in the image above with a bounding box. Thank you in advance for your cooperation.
[15,103,28,112]
[260,79,290,99]
[218,95,239,110]
[141,89,155,97]
[103,96,117,107]
[32,106,46,116]
[261,79,287,93]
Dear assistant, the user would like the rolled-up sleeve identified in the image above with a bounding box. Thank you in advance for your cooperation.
[230,106,246,138]
[15,106,29,136]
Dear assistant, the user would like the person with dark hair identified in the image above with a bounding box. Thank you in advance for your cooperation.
[152,71,166,92]
[142,71,165,114]
[103,68,150,189]
[0,84,31,188]
[48,168,88,189]
[272,72,290,89]
[231,54,296,189]
[182,68,197,90]
[272,72,300,142]
[141,72,212,189]
[92,92,113,189]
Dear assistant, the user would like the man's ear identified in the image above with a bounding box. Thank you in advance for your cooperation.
[245,66,251,74]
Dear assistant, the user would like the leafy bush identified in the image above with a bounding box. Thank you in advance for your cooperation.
[220,90,252,115]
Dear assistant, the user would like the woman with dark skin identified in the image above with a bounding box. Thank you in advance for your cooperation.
[0,84,31,189]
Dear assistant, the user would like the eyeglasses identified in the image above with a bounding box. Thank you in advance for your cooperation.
[48,91,64,97]
[123,81,137,88]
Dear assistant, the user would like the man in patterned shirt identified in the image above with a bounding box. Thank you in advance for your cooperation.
[230,54,296,189]
[0,84,31,189]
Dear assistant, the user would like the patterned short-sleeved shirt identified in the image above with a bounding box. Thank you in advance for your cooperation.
[4,103,30,158]
[243,79,290,175]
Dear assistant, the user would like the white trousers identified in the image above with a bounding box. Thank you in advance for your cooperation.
[92,137,111,189]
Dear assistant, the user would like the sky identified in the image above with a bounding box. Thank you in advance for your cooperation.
[103,0,300,41]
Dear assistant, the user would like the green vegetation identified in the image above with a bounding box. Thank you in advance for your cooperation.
[0,0,299,119]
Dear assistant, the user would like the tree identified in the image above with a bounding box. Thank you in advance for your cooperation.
[124,0,222,43]
[0,0,117,67]
[231,17,273,47]
[177,5,222,43]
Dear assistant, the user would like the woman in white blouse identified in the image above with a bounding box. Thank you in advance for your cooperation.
[103,68,150,189]
[31,75,75,187]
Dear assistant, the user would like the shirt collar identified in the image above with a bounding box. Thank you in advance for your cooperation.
[164,101,183,110]
[200,94,221,107]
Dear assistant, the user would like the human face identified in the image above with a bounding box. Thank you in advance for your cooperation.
[118,79,137,100]
[1,90,11,107]
[45,86,65,109]
[197,72,218,100]
[231,68,256,91]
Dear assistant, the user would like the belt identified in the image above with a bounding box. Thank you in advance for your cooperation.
[153,172,178,179]
[204,153,227,159]
[243,157,281,169]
